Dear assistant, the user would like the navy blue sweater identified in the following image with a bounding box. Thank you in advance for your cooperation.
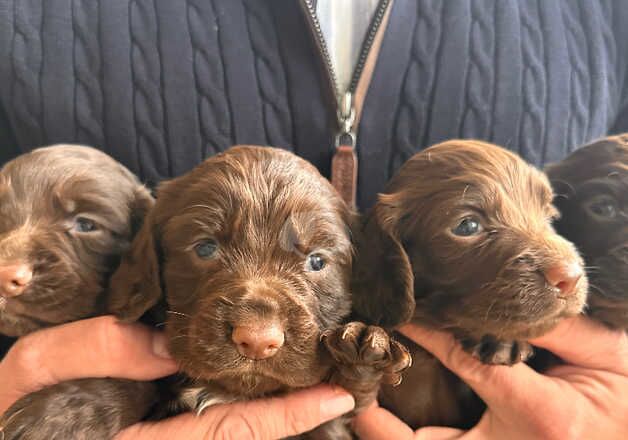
[1,0,628,209]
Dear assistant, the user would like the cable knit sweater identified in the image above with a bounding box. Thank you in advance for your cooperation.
[1,0,627,209]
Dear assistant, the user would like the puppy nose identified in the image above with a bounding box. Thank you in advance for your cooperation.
[232,323,285,360]
[544,261,582,297]
[0,263,33,298]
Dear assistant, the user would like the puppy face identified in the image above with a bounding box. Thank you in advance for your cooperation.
[109,146,353,396]
[353,140,587,340]
[0,146,153,336]
[547,135,628,328]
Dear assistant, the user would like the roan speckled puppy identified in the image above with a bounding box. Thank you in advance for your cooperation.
[0,145,156,438]
[352,140,588,428]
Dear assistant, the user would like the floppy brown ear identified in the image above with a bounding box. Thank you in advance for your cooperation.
[129,185,155,237]
[108,207,162,322]
[351,204,415,329]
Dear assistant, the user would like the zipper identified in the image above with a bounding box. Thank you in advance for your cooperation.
[300,0,390,148]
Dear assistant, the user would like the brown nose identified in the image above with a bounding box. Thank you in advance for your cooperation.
[544,261,582,297]
[232,323,285,360]
[0,263,33,298]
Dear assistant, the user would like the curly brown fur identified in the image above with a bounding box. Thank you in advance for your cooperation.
[0,145,153,336]
[0,145,156,439]
[352,140,588,428]
[0,379,158,440]
[547,134,628,329]
[108,146,409,439]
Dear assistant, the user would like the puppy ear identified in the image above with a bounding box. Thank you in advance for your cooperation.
[129,185,155,237]
[351,200,415,328]
[108,208,162,322]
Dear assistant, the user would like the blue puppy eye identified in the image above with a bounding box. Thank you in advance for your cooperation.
[452,218,482,237]
[194,239,218,259]
[74,217,97,233]
[305,253,325,272]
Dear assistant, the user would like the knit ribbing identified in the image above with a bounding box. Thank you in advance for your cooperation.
[599,0,619,124]
[1,0,627,209]
[10,0,44,147]
[460,0,495,140]
[72,0,105,150]
[186,0,232,157]
[561,0,589,153]
[129,0,169,179]
[517,0,546,167]
[242,0,293,149]
[391,0,443,172]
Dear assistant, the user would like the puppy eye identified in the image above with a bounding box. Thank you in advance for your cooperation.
[73,217,98,233]
[586,198,618,220]
[305,253,325,272]
[194,239,219,259]
[452,217,483,237]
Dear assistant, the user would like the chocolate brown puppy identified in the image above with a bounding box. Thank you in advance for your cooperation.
[547,135,628,329]
[0,145,157,439]
[0,145,153,336]
[108,146,410,439]
[352,140,588,428]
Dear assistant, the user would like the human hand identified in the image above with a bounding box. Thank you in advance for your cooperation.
[0,315,177,415]
[115,384,355,439]
[353,316,628,440]
[0,316,356,439]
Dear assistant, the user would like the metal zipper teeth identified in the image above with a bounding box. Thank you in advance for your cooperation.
[348,0,390,95]
[301,0,390,100]
[301,0,340,100]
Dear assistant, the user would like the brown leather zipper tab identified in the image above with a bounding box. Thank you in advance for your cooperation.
[332,144,358,208]
[300,0,393,209]
[331,93,358,208]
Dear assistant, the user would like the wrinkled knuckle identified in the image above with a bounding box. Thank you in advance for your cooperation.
[213,412,259,440]
[283,404,311,435]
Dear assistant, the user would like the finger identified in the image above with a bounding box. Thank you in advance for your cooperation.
[529,315,628,374]
[397,324,558,412]
[353,404,414,440]
[116,384,355,440]
[415,426,466,440]
[0,316,177,412]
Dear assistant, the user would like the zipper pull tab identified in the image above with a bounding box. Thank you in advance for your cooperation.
[336,92,356,147]
[331,92,358,208]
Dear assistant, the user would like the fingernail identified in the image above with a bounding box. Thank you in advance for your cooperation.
[152,332,173,359]
[320,389,355,419]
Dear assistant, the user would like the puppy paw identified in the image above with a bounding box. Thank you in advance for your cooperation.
[322,322,412,387]
[461,335,533,365]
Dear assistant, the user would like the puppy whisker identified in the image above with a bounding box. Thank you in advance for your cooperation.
[166,310,192,318]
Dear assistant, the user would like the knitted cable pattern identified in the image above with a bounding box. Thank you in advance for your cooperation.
[460,0,495,139]
[129,0,169,179]
[242,0,293,148]
[72,0,105,149]
[186,0,232,157]
[561,0,591,152]
[391,0,443,173]
[10,0,44,147]
[599,0,618,122]
[517,0,546,167]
